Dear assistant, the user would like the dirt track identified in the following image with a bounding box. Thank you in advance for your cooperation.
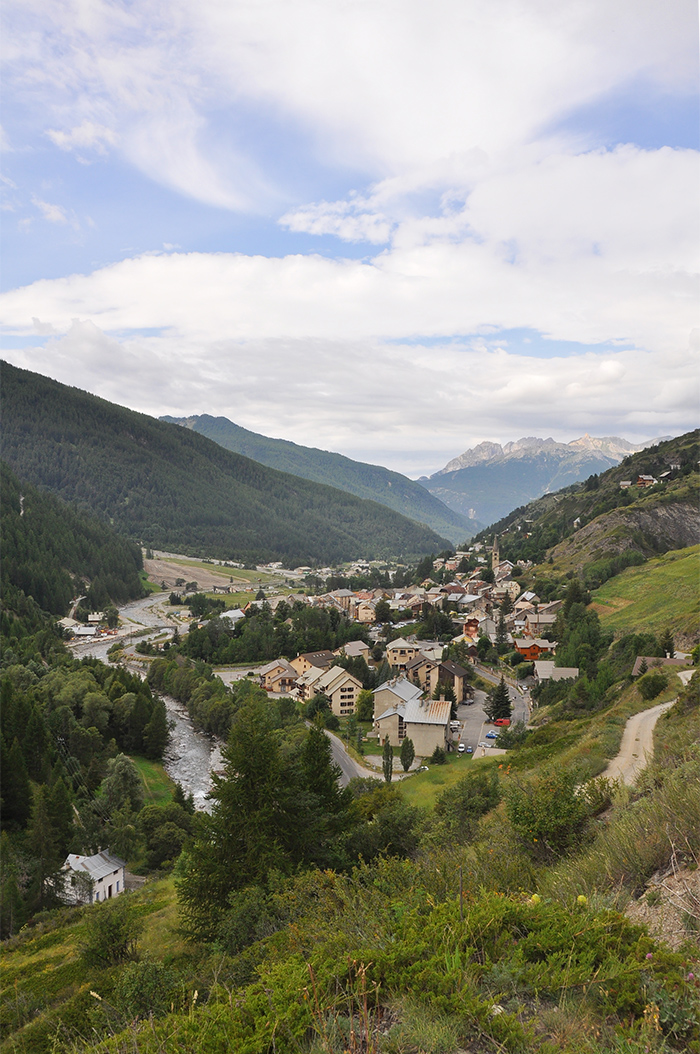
[603,699,676,785]
[143,557,250,592]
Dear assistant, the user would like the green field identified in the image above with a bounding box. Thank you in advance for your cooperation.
[399,753,498,809]
[590,545,699,639]
[131,756,176,806]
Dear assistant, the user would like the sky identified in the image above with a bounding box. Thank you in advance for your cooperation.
[1,0,698,478]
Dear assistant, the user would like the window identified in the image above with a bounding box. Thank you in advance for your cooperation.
[95,891,99,901]
[116,881,120,892]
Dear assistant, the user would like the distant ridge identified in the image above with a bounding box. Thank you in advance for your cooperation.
[0,363,451,566]
[420,434,672,527]
[161,413,473,543]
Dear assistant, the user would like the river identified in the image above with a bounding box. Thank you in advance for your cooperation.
[69,592,222,810]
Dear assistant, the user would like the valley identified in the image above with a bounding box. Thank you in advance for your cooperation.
[1,381,699,1054]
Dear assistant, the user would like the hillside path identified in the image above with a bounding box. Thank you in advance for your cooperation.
[603,699,676,786]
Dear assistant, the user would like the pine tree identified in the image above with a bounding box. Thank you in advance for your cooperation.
[0,832,24,938]
[25,785,63,911]
[143,699,169,759]
[177,697,332,941]
[1,737,31,829]
[484,676,512,722]
[400,737,415,772]
[660,629,675,658]
[382,736,393,783]
[48,777,74,857]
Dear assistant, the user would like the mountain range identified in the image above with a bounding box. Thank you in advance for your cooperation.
[419,434,671,526]
[0,363,450,566]
[161,414,472,543]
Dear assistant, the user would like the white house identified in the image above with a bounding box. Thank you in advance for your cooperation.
[61,850,126,904]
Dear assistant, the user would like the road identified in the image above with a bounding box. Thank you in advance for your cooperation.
[324,729,381,786]
[603,699,676,785]
[67,593,177,662]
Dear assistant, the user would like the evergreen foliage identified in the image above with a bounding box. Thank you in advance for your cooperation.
[484,676,512,721]
[1,362,450,564]
[1,460,145,615]
[163,412,471,542]
[399,736,415,772]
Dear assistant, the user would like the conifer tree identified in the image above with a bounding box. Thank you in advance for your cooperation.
[1,737,31,829]
[400,737,415,772]
[484,676,512,722]
[660,628,675,658]
[382,736,393,783]
[48,777,74,857]
[25,785,63,911]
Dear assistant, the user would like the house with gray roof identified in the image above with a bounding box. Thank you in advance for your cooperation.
[373,677,451,756]
[61,850,126,905]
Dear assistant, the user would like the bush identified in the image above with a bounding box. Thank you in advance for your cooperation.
[80,894,144,968]
[637,671,668,700]
[430,746,447,765]
[504,768,590,859]
[114,959,177,1020]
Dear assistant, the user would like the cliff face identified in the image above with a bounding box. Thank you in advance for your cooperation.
[549,502,700,572]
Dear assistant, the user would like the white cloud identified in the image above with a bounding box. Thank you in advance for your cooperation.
[31,197,69,224]
[3,319,697,478]
[47,120,116,154]
[3,0,696,210]
[2,142,696,357]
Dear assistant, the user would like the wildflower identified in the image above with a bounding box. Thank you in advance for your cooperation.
[577,895,588,907]
[688,972,695,980]
[646,953,653,960]
[90,991,102,1001]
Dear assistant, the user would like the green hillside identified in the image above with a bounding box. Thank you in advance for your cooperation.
[1,461,145,616]
[590,545,700,640]
[162,413,472,543]
[0,363,450,566]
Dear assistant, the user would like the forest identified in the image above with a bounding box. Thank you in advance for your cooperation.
[1,363,450,565]
[1,461,145,616]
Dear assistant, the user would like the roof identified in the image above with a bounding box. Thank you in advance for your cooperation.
[534,661,579,681]
[259,658,297,677]
[63,851,125,882]
[375,676,424,706]
[376,695,451,727]
[343,640,370,656]
[386,638,416,651]
[440,659,470,678]
[220,608,245,621]
[300,650,336,667]
[631,656,688,677]
[314,664,362,693]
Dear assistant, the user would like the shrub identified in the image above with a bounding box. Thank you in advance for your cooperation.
[430,746,447,765]
[80,894,144,968]
[114,959,177,1020]
[637,671,668,700]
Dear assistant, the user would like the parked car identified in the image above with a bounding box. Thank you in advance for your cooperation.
[458,743,466,754]
[466,745,473,754]
[485,730,498,739]
[494,717,510,726]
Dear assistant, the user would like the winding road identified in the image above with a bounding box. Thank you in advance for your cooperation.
[603,699,676,785]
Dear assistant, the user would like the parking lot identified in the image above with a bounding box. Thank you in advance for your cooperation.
[453,682,528,758]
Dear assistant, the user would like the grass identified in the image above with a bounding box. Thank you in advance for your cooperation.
[589,545,700,639]
[399,752,497,809]
[130,756,176,806]
[139,571,162,594]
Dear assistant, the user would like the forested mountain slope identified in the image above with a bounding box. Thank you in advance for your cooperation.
[0,364,449,565]
[420,434,666,526]
[474,430,700,578]
[1,462,145,615]
[162,413,472,543]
